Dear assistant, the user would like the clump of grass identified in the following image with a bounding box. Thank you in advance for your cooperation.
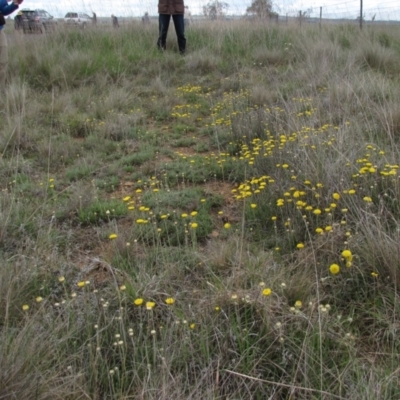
[185,49,221,74]
[252,46,289,66]
[78,199,129,225]
[356,41,400,76]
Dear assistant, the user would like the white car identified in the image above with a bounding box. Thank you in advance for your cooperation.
[64,12,91,28]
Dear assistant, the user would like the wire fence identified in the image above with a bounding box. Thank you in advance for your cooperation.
[29,1,400,24]
[223,0,400,22]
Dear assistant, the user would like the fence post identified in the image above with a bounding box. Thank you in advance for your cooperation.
[319,6,322,31]
[359,0,363,29]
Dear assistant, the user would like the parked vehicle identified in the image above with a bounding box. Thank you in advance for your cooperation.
[64,12,91,28]
[14,9,57,33]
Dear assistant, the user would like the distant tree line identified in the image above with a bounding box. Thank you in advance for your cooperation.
[203,0,278,20]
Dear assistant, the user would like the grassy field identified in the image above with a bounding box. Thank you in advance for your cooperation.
[1,20,400,399]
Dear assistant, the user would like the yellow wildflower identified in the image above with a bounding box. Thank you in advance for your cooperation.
[133,298,144,306]
[146,301,156,310]
[341,250,353,261]
[262,288,272,297]
[329,264,340,275]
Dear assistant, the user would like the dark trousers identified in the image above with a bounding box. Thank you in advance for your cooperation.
[157,14,186,54]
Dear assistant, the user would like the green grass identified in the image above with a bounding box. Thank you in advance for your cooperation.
[1,20,400,399]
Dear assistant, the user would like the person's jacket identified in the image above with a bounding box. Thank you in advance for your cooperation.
[0,0,19,29]
[0,0,18,16]
[158,0,185,15]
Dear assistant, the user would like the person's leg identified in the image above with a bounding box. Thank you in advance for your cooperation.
[172,14,186,54]
[157,14,171,51]
[0,31,8,87]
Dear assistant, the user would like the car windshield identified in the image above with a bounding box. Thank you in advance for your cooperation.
[65,13,78,18]
[39,11,52,18]
[22,11,36,17]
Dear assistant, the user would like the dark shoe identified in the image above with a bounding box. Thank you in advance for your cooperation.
[157,40,166,52]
